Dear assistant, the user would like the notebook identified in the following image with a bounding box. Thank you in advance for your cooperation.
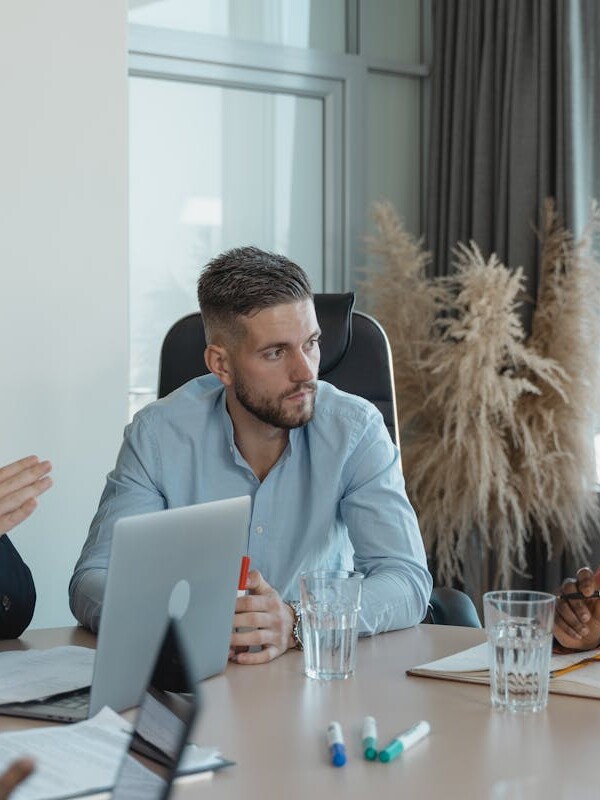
[408,641,600,699]
[0,496,250,722]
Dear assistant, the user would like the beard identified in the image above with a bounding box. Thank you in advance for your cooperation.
[233,377,317,429]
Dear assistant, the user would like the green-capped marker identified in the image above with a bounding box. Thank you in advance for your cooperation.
[379,739,403,763]
[379,720,431,764]
[362,715,378,760]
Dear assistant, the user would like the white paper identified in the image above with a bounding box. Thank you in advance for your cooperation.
[0,708,127,800]
[414,642,490,674]
[0,707,223,800]
[0,647,95,703]
[413,643,600,677]
[550,647,600,672]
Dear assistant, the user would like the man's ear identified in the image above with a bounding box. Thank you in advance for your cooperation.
[204,344,233,386]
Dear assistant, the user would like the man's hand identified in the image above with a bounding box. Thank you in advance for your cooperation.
[0,456,53,536]
[554,566,600,650]
[0,757,34,798]
[231,570,295,664]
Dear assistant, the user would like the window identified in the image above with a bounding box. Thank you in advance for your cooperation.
[128,0,429,416]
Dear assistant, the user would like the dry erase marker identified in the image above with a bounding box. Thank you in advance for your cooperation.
[236,556,252,635]
[327,721,347,767]
[236,556,259,649]
[379,720,431,763]
[238,556,251,593]
[362,715,378,760]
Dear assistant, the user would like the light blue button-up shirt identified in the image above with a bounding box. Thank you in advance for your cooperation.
[69,375,432,633]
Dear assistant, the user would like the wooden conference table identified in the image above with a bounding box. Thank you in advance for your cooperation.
[1,625,598,799]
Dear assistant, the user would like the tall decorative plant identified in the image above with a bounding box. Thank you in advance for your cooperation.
[364,200,600,587]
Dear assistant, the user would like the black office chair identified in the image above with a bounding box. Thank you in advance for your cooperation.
[158,293,481,628]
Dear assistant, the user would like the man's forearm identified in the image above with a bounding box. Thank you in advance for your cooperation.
[358,566,432,636]
[68,569,106,632]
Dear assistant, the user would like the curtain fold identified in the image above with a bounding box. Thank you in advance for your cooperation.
[425,0,586,332]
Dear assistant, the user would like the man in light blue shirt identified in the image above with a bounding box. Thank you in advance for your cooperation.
[69,246,432,663]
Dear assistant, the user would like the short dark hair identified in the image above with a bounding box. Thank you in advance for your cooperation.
[197,246,313,343]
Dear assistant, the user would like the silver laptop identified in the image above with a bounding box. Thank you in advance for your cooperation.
[0,495,250,722]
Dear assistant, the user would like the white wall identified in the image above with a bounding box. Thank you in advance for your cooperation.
[0,1,128,628]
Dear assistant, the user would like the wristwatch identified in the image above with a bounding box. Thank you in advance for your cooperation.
[287,601,304,650]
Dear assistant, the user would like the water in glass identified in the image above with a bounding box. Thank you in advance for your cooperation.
[488,620,552,712]
[303,605,359,680]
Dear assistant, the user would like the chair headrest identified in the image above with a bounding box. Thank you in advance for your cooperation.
[315,292,355,374]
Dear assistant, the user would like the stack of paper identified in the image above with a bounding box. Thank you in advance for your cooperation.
[0,647,95,703]
[0,708,227,800]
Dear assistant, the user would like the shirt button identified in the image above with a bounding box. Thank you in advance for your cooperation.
[229,446,233,453]
[256,526,264,534]
[1,595,11,612]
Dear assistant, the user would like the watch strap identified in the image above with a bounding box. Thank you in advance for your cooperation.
[287,601,303,651]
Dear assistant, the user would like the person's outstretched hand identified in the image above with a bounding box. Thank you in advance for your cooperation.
[0,456,52,536]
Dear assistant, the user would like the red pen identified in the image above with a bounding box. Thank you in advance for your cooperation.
[238,556,250,592]
[235,556,255,646]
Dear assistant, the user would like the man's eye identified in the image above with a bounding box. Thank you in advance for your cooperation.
[305,337,321,351]
[265,349,283,360]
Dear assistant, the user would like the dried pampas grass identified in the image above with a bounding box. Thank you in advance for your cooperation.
[364,200,600,587]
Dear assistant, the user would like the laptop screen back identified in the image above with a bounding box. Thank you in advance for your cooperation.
[90,495,250,716]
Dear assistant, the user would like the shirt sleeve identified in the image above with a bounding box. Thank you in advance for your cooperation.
[69,414,166,631]
[339,410,432,635]
[0,535,36,638]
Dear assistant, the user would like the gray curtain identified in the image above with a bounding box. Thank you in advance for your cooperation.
[425,0,588,329]
[425,0,600,594]
[573,0,600,238]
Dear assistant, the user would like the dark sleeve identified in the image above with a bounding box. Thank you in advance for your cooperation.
[0,536,36,638]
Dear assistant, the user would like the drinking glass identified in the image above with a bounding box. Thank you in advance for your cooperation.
[299,570,363,680]
[483,590,556,712]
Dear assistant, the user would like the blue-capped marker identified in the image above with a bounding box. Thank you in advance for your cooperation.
[327,721,347,767]
[379,720,431,763]
[362,715,378,760]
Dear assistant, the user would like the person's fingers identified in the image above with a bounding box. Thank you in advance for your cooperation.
[0,456,52,488]
[235,645,278,665]
[554,606,586,641]
[0,459,52,496]
[0,475,53,518]
[0,456,41,482]
[0,499,39,537]
[230,625,274,649]
[233,610,272,629]
[0,758,35,798]
[556,577,591,625]
[575,567,596,596]
[246,569,274,595]
[35,475,53,496]
[235,594,272,615]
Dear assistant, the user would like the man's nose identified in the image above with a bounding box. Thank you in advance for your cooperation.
[289,349,317,383]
